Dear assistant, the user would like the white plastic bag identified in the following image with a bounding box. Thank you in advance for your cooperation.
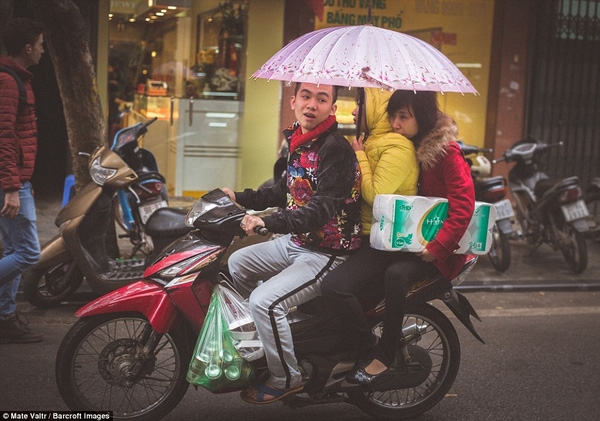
[217,283,264,361]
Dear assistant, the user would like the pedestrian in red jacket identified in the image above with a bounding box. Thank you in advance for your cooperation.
[0,17,45,343]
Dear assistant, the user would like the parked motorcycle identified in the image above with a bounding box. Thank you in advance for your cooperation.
[494,140,589,273]
[62,118,170,257]
[583,177,600,241]
[458,141,514,272]
[55,188,484,421]
[21,118,190,308]
[110,120,170,257]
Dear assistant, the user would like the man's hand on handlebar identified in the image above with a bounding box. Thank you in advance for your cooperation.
[221,187,236,202]
[240,214,266,236]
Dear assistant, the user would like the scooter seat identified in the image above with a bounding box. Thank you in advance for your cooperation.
[476,175,505,188]
[475,175,505,193]
[535,176,580,199]
[145,207,190,238]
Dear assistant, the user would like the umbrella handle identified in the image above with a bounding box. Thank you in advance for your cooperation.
[355,87,365,140]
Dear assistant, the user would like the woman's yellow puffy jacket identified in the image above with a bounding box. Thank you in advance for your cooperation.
[356,88,419,235]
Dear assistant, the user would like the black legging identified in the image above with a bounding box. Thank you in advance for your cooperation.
[321,239,443,364]
[378,256,440,363]
[320,239,401,353]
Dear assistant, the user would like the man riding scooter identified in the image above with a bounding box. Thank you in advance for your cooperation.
[221,81,362,404]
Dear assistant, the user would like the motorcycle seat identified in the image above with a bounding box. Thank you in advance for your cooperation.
[475,175,505,192]
[535,176,580,198]
[136,170,166,183]
[145,207,190,238]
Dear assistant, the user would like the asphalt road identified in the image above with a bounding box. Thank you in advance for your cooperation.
[1,290,599,421]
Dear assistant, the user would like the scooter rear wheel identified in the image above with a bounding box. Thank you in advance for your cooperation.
[555,219,588,273]
[488,223,511,272]
[56,313,191,421]
[21,261,83,309]
[349,303,461,419]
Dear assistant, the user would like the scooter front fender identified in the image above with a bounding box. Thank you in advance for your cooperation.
[75,281,177,333]
[32,235,72,269]
[55,182,102,226]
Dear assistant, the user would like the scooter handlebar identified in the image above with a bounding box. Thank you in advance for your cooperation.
[457,141,493,155]
[139,117,158,135]
[494,140,563,164]
[254,226,269,236]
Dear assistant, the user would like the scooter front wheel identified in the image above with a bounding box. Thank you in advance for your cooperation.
[21,261,83,308]
[349,303,461,419]
[56,313,191,421]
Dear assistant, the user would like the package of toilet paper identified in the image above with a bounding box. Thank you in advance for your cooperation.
[370,195,497,255]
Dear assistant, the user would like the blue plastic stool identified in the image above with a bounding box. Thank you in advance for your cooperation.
[62,174,76,207]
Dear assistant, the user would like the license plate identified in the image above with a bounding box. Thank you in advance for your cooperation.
[139,200,168,224]
[561,200,589,222]
[493,199,514,220]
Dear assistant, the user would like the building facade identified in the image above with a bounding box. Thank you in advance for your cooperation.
[9,0,600,197]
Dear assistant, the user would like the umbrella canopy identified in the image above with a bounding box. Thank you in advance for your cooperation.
[252,25,478,95]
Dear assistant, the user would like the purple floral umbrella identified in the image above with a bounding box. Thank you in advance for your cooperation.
[252,24,478,95]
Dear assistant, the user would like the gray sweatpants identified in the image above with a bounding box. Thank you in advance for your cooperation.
[228,234,348,389]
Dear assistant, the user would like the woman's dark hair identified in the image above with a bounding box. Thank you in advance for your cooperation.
[387,90,439,143]
[2,18,44,57]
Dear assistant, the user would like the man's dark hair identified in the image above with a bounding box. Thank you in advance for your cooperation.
[387,90,439,143]
[2,18,44,57]
[294,82,339,104]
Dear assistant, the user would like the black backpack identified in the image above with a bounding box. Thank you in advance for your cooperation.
[0,65,27,113]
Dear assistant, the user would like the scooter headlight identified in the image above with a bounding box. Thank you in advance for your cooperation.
[89,157,117,185]
[159,253,219,278]
[185,200,218,227]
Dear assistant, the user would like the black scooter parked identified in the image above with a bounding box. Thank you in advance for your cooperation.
[494,140,590,273]
[110,120,170,257]
[584,177,600,241]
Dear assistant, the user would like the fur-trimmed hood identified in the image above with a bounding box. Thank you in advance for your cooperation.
[415,112,458,171]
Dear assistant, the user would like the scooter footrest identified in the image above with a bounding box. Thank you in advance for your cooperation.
[368,345,432,391]
[98,260,146,281]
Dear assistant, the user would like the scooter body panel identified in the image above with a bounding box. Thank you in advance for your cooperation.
[75,280,179,333]
[55,182,103,227]
[31,235,72,269]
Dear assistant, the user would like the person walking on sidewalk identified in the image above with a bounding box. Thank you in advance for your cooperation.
[0,18,45,343]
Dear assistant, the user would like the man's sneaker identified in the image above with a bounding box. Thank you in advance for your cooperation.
[0,312,43,344]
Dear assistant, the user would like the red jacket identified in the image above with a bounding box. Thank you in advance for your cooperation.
[416,113,475,280]
[0,57,38,192]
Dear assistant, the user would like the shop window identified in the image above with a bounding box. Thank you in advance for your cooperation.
[191,1,247,99]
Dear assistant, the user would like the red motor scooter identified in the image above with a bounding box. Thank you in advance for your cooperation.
[55,189,484,421]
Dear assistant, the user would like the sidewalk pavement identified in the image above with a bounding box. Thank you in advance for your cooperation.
[22,194,600,300]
